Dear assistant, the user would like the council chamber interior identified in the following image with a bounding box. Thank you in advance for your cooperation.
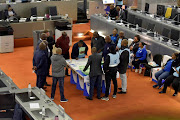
[0,0,180,120]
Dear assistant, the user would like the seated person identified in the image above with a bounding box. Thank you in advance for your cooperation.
[110,28,119,43]
[153,53,178,89]
[103,36,116,60]
[116,31,126,50]
[71,40,88,60]
[159,64,180,96]
[109,4,118,19]
[132,42,147,73]
[4,5,17,20]
[129,35,141,54]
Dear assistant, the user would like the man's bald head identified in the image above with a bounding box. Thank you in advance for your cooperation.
[105,36,111,43]
[39,42,47,50]
[116,6,120,11]
[62,32,67,37]
[110,4,114,10]
[91,47,97,54]
[56,48,62,55]
[40,33,47,40]
[121,39,128,47]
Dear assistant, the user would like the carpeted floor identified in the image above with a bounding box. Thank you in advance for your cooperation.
[0,23,180,120]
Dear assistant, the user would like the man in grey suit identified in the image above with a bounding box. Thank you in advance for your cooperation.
[83,47,103,100]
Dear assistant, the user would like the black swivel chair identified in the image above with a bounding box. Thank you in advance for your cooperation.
[49,6,58,16]
[0,93,16,120]
[31,7,37,17]
[145,3,149,13]
[127,14,135,24]
[147,23,155,32]
[0,11,4,20]
[170,29,180,47]
[162,28,170,42]
[157,5,165,16]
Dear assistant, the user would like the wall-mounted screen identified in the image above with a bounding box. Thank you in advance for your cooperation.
[103,0,115,4]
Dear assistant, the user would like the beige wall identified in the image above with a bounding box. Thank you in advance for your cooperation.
[0,1,77,21]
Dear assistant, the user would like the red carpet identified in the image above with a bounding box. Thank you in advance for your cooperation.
[0,23,180,120]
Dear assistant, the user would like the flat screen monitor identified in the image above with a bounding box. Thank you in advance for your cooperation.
[31,7,37,17]
[170,29,179,41]
[0,11,3,20]
[49,6,57,16]
[0,93,15,110]
[157,5,165,16]
[103,0,115,4]
[145,3,149,13]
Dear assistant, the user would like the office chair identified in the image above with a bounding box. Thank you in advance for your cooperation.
[145,3,149,13]
[0,11,3,20]
[0,93,15,119]
[31,7,37,17]
[49,6,58,16]
[147,23,155,32]
[157,5,165,16]
[170,29,179,41]
[134,18,142,27]
[127,14,135,24]
[161,28,170,42]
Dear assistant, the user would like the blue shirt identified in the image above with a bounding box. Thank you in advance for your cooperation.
[173,66,180,77]
[117,38,122,48]
[136,47,147,61]
[164,59,174,72]
[110,34,119,43]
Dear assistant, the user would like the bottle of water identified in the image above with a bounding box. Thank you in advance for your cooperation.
[28,83,31,97]
[154,31,156,38]
[167,40,171,46]
[42,106,45,117]
[55,116,59,120]
[136,24,139,30]
[120,19,122,23]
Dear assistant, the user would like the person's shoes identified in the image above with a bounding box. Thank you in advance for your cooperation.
[135,69,139,73]
[118,91,127,94]
[48,75,52,77]
[86,96,93,100]
[118,88,122,90]
[44,83,51,86]
[60,99,68,102]
[159,91,166,94]
[51,98,54,100]
[173,93,178,96]
[112,95,117,99]
[153,85,158,88]
[101,96,109,101]
[97,96,101,99]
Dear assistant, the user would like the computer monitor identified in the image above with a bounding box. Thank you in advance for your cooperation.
[103,0,115,4]
[145,3,149,13]
[31,7,37,17]
[157,5,165,16]
[0,93,15,110]
[127,14,135,24]
[170,29,179,41]
[49,6,57,16]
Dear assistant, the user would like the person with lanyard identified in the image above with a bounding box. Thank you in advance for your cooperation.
[110,28,119,43]
[153,53,178,89]
[101,46,120,101]
[132,42,147,73]
[71,40,88,60]
[159,62,180,96]
[117,39,130,94]
[103,36,116,60]
[116,31,126,50]
[83,47,103,100]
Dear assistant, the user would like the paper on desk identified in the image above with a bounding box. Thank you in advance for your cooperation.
[30,103,40,109]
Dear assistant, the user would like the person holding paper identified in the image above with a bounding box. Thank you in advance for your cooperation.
[83,47,103,100]
[71,40,88,60]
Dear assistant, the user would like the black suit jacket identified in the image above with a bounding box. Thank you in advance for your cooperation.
[4,9,16,19]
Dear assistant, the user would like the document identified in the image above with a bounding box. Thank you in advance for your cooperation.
[30,103,40,109]
[79,47,85,55]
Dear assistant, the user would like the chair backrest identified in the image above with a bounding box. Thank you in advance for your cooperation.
[49,6,57,16]
[128,38,133,47]
[157,4,165,16]
[162,55,172,66]
[0,11,4,20]
[145,3,149,13]
[147,23,155,31]
[153,54,163,66]
[162,28,170,38]
[170,29,179,41]
[127,14,135,24]
[146,49,152,63]
[31,7,37,17]
[0,93,15,110]
[170,8,178,19]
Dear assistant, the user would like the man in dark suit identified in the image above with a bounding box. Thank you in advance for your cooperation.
[109,4,118,19]
[91,31,105,54]
[44,30,55,77]
[71,40,88,60]
[4,5,17,20]
[83,47,103,100]
[33,42,48,88]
